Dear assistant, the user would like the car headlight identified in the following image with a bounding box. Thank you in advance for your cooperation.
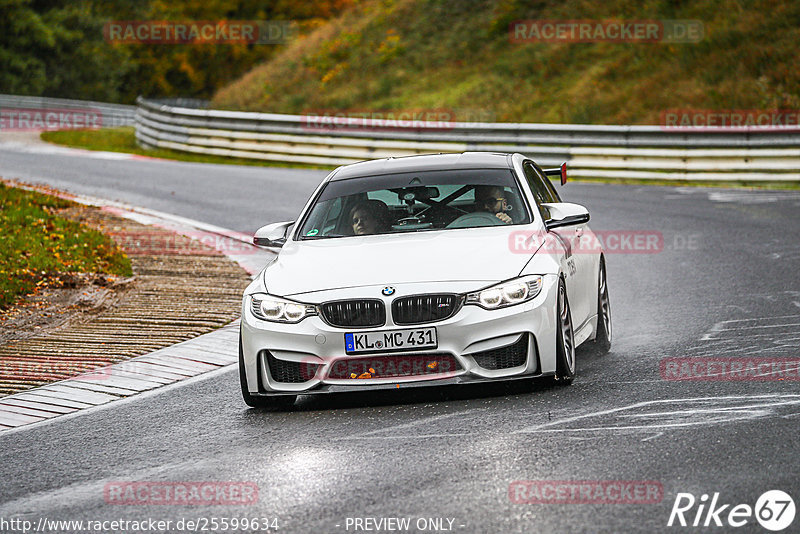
[250,294,317,323]
[465,276,543,310]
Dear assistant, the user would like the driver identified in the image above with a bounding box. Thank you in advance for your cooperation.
[474,186,512,224]
[350,200,391,235]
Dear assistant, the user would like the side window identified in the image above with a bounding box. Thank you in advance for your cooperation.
[532,161,562,202]
[523,161,557,219]
[321,197,342,235]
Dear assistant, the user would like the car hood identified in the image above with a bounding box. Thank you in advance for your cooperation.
[264,227,537,296]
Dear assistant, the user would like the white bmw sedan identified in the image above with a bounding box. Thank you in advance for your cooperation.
[240,152,611,408]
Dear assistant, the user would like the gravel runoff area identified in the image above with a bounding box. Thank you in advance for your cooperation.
[0,196,252,396]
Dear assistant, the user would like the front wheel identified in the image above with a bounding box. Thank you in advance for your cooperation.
[554,278,576,385]
[239,335,296,409]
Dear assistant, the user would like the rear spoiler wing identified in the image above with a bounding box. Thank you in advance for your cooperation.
[543,162,568,186]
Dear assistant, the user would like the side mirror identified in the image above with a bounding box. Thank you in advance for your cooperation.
[541,203,589,230]
[253,221,294,247]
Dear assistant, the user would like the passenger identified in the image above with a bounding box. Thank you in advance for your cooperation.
[349,200,391,235]
[474,185,512,223]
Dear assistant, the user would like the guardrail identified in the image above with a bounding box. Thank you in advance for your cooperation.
[0,94,136,128]
[3,94,798,181]
[135,98,800,181]
[4,93,791,181]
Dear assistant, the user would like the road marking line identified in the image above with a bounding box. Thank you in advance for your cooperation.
[700,315,800,340]
[337,433,472,440]
[713,322,800,332]
[518,394,799,432]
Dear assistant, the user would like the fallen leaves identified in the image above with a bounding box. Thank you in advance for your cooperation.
[0,182,132,310]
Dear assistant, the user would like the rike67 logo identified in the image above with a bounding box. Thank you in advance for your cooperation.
[668,490,795,531]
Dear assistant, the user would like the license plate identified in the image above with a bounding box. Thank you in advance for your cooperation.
[345,327,437,355]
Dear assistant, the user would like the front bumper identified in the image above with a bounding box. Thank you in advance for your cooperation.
[240,276,559,395]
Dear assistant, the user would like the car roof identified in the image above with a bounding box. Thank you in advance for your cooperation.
[328,152,514,181]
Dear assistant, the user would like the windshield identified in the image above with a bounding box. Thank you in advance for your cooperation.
[297,168,531,239]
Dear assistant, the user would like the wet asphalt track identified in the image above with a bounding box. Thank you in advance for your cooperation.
[1,145,799,533]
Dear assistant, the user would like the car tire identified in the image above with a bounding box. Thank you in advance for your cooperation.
[239,333,296,409]
[587,257,612,355]
[554,278,576,385]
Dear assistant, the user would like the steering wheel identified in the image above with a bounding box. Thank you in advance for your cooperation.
[445,212,506,229]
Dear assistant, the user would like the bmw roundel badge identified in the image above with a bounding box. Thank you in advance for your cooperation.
[381,286,395,296]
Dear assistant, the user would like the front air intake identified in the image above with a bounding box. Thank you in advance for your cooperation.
[391,294,461,325]
[469,335,529,370]
[320,299,386,328]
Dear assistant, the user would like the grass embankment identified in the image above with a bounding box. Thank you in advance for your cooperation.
[0,182,132,310]
[41,1,800,189]
[40,128,328,169]
[212,0,800,124]
[41,127,140,156]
